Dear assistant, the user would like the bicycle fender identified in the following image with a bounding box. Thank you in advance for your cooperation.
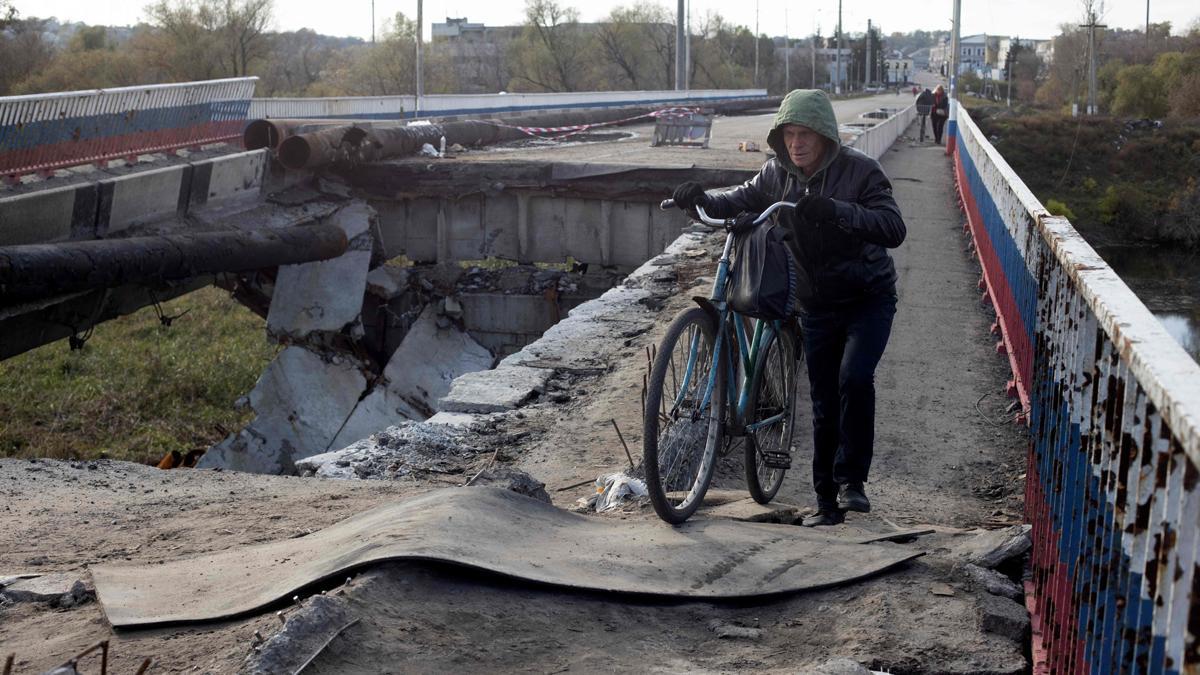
[691,296,720,326]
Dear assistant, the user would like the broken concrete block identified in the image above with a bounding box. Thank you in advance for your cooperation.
[1,573,93,607]
[798,659,872,675]
[198,347,366,474]
[267,201,375,339]
[963,563,1024,601]
[365,265,410,300]
[467,466,551,504]
[425,411,480,428]
[979,592,1030,641]
[501,286,655,372]
[707,619,762,640]
[951,524,1032,569]
[243,594,352,675]
[439,365,553,413]
[329,307,493,449]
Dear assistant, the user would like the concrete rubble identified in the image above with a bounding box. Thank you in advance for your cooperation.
[207,224,702,476]
[962,563,1024,601]
[266,201,378,340]
[242,594,354,675]
[0,573,93,608]
[198,347,367,474]
[329,306,494,448]
[950,524,1033,569]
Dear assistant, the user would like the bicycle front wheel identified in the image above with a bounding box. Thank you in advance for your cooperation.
[643,306,725,524]
[744,324,798,504]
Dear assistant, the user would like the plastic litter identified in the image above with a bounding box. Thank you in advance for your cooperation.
[586,472,648,512]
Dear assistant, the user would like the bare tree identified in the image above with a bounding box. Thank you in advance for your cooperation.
[144,0,273,80]
[510,0,589,92]
[595,3,674,90]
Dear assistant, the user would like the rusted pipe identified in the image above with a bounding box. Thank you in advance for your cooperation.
[0,225,348,302]
[243,119,399,150]
[274,97,781,171]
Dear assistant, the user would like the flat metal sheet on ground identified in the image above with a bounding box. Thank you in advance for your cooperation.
[92,487,921,629]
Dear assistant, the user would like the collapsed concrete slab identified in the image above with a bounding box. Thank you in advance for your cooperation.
[329,306,494,449]
[199,347,366,474]
[267,201,376,339]
[438,365,552,413]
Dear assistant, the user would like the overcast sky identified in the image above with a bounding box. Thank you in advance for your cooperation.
[12,0,1199,42]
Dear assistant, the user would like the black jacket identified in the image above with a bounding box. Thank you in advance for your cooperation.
[704,146,906,308]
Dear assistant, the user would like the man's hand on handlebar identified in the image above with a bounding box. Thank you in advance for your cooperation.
[728,212,758,234]
[671,181,709,213]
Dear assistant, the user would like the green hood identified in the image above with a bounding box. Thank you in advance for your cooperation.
[766,89,841,178]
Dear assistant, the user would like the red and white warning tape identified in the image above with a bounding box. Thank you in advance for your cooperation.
[500,107,703,140]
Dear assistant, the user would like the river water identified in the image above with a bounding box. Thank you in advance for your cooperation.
[1096,246,1200,364]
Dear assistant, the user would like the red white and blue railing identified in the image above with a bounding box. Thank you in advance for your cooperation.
[952,101,1200,674]
[0,77,257,182]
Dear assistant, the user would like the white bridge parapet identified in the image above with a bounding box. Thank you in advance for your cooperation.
[952,101,1200,674]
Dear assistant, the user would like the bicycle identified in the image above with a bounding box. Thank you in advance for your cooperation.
[642,199,803,525]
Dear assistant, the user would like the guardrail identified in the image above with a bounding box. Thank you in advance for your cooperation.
[248,89,769,121]
[0,77,257,182]
[848,105,916,160]
[952,101,1200,674]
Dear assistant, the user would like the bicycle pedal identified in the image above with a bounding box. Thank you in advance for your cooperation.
[762,450,793,469]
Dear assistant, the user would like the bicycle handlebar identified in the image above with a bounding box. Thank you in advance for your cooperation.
[659,198,799,230]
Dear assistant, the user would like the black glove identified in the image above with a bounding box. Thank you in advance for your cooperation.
[728,211,758,234]
[671,181,709,212]
[798,195,837,225]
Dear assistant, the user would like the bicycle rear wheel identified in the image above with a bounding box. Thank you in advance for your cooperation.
[744,324,798,504]
[643,306,725,524]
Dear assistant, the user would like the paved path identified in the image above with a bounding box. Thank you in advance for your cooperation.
[463,92,911,172]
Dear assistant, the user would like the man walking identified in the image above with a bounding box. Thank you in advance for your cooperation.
[670,89,906,526]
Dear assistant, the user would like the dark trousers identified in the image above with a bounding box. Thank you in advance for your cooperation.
[798,293,897,509]
[932,114,947,144]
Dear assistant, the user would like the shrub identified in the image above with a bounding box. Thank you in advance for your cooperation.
[1163,177,1200,246]
[1111,64,1169,118]
[1082,177,1099,192]
[1098,184,1155,238]
[1045,198,1077,220]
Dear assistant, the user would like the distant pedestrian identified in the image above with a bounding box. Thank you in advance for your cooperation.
[915,88,934,142]
[930,84,949,145]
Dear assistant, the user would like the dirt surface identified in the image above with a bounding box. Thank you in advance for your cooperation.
[0,122,1031,674]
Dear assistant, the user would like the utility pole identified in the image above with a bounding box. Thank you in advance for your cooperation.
[866,19,873,86]
[754,0,760,88]
[1146,0,1150,42]
[947,0,961,156]
[415,0,423,115]
[371,0,375,43]
[784,6,790,93]
[1082,11,1107,115]
[685,0,691,90]
[811,30,817,88]
[1006,38,1015,107]
[835,0,842,95]
[675,0,685,90]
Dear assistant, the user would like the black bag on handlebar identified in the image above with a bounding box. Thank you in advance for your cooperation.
[727,221,799,320]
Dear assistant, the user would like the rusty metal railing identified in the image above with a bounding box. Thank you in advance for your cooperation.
[952,102,1200,674]
[0,78,257,182]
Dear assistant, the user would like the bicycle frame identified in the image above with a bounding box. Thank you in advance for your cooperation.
[667,202,797,437]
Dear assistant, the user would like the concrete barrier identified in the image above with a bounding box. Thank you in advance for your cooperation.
[0,149,270,246]
[249,89,770,121]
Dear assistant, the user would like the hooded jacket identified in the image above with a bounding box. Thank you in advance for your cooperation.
[704,89,906,308]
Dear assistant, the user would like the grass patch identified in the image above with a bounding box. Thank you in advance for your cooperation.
[0,286,279,464]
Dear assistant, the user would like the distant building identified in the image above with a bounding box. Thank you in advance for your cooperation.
[430,17,523,93]
[883,51,912,84]
[907,47,930,72]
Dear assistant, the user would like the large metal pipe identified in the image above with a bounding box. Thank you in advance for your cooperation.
[274,97,780,171]
[0,225,348,302]
[243,119,399,150]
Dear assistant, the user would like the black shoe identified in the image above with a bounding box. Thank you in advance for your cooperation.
[837,483,871,513]
[801,508,845,527]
